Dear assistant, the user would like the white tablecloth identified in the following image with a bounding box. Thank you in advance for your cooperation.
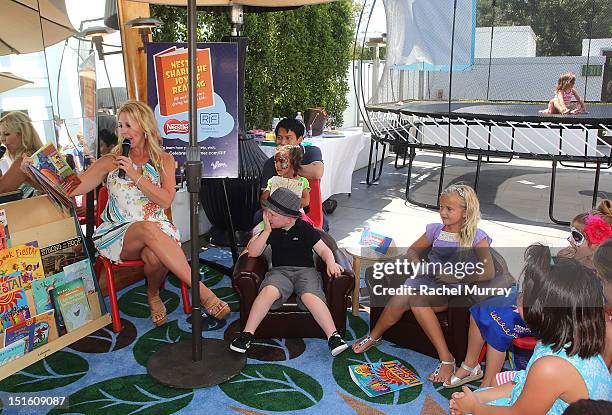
[258,127,366,201]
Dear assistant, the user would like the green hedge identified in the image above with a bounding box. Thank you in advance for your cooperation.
[151,1,354,130]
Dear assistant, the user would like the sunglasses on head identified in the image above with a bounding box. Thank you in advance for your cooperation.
[568,226,586,246]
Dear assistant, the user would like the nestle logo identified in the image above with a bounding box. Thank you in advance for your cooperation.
[211,161,227,170]
[164,119,189,134]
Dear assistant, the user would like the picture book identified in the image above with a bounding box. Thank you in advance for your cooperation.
[0,288,31,333]
[0,244,44,293]
[54,278,91,332]
[348,360,422,397]
[63,259,96,294]
[0,208,10,249]
[0,338,26,366]
[28,143,81,209]
[40,237,86,277]
[48,287,65,334]
[3,316,35,352]
[31,271,76,314]
[33,309,56,349]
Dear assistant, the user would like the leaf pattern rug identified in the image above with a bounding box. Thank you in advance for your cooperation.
[0,248,480,414]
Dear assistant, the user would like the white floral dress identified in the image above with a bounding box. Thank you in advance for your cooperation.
[93,163,180,263]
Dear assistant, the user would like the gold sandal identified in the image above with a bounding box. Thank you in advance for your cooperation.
[202,296,230,320]
[148,295,167,327]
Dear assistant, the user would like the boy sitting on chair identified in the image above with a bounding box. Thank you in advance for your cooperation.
[230,188,349,356]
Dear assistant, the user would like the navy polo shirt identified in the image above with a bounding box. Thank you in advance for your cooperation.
[267,219,321,268]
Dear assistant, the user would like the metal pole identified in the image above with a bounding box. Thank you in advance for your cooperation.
[186,0,203,362]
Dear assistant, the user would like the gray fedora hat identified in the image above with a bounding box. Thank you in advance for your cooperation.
[262,188,301,218]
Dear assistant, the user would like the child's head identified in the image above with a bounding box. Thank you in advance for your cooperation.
[593,239,612,306]
[274,145,302,177]
[562,399,612,415]
[568,200,612,254]
[439,184,480,247]
[520,244,605,358]
[275,118,305,146]
[556,72,576,92]
[262,188,301,229]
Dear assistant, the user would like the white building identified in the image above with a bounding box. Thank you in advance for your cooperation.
[475,26,536,58]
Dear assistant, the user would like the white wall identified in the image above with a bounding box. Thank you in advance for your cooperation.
[582,38,612,56]
[475,26,536,58]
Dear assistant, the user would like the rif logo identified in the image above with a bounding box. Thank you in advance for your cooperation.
[200,113,219,125]
[164,119,189,134]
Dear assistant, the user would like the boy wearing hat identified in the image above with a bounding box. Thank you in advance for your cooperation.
[230,188,349,356]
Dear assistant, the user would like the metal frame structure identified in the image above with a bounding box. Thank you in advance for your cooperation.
[366,100,612,225]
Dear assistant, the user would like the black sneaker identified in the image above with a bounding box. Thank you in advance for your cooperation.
[230,331,254,353]
[328,332,349,356]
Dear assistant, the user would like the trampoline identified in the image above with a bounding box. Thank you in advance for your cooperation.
[352,0,612,225]
[364,100,612,224]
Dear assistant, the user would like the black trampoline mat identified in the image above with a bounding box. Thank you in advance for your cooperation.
[367,100,612,125]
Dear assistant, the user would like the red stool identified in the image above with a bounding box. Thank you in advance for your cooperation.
[94,186,192,333]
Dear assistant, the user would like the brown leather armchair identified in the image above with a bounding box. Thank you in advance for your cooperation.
[232,230,355,339]
[365,248,514,363]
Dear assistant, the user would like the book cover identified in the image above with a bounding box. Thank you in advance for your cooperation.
[348,360,422,397]
[0,245,45,293]
[0,338,26,366]
[0,208,10,249]
[40,237,86,277]
[63,259,96,294]
[28,143,81,208]
[33,309,57,349]
[3,316,35,352]
[54,278,91,332]
[48,287,65,334]
[31,271,77,314]
[0,288,31,333]
[153,47,214,117]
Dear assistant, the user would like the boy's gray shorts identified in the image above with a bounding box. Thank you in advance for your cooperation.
[260,266,327,310]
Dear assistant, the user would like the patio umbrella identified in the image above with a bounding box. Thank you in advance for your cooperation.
[0,72,33,93]
[0,0,76,56]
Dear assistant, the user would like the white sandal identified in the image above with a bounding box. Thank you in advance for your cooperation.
[428,358,456,383]
[443,361,483,388]
[352,335,381,353]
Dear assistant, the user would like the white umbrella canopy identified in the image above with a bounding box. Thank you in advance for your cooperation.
[131,0,335,7]
[0,0,76,56]
[0,71,33,93]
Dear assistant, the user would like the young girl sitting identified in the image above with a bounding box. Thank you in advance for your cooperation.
[541,72,586,115]
[449,244,612,415]
[593,238,612,371]
[352,184,496,384]
[447,202,612,388]
[260,145,314,226]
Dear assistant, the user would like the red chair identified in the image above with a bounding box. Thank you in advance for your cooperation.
[306,178,324,229]
[93,186,192,333]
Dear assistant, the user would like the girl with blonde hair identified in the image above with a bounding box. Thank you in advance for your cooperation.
[541,72,587,115]
[353,184,496,384]
[55,101,229,326]
[0,111,44,195]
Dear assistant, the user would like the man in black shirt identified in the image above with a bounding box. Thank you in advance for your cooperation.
[231,188,348,357]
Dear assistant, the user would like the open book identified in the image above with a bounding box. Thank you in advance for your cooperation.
[348,360,422,397]
[27,143,81,209]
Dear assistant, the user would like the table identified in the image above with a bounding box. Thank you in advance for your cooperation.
[258,127,366,201]
[344,244,403,316]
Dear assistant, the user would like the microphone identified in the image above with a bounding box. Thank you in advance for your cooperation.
[118,139,131,179]
[0,145,6,159]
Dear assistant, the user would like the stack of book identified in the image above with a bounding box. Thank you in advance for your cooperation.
[0,235,95,367]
